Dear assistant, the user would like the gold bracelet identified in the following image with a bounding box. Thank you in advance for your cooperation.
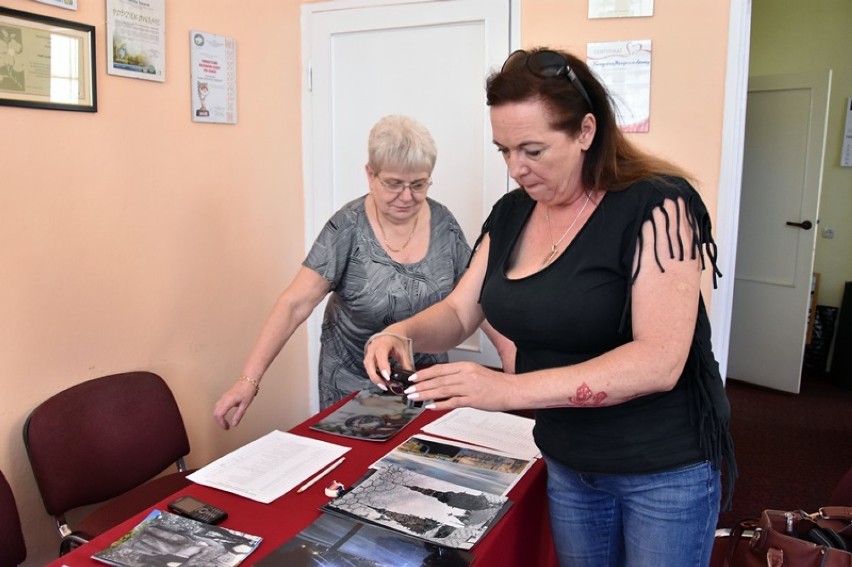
[239,375,260,397]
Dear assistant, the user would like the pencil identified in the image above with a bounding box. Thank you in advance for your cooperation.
[296,457,345,493]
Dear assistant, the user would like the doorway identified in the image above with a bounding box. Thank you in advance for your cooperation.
[301,0,516,410]
[727,71,831,393]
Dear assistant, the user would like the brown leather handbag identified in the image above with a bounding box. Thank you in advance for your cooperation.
[724,507,852,567]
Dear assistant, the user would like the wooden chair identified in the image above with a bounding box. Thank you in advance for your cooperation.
[23,371,194,555]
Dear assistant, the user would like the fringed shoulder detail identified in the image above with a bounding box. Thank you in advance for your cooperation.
[618,177,722,334]
[630,179,722,287]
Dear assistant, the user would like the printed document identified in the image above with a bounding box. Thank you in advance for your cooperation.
[188,430,350,503]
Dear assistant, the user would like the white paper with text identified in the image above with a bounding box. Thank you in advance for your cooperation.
[188,430,350,503]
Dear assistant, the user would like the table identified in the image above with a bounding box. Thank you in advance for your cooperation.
[50,396,557,566]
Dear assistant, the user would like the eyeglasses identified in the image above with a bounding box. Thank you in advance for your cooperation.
[501,49,595,112]
[375,176,432,194]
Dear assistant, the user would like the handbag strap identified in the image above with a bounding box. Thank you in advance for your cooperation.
[821,507,852,521]
[724,519,759,567]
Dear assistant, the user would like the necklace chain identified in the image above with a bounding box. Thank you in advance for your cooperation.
[373,196,419,253]
[543,192,591,267]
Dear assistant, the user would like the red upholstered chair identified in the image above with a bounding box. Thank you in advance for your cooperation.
[0,469,27,567]
[23,371,193,555]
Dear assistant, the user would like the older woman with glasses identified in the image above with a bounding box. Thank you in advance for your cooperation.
[214,115,490,427]
[364,48,736,566]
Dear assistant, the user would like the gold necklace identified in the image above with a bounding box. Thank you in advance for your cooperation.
[373,196,419,253]
[542,192,591,267]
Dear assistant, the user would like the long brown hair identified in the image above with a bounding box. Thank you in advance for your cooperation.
[486,47,692,191]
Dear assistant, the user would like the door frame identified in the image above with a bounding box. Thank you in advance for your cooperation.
[708,0,751,383]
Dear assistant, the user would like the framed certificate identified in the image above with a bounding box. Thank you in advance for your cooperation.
[0,7,96,111]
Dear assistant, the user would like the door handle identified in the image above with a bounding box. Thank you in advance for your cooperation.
[786,220,813,230]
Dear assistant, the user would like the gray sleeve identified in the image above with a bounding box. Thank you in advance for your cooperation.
[449,215,472,283]
[303,207,357,291]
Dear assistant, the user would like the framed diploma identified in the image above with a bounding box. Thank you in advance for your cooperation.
[0,7,96,111]
[31,0,78,10]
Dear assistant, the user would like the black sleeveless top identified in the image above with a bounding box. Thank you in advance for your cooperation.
[477,177,735,506]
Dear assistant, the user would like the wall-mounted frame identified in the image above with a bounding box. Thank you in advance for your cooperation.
[0,7,96,111]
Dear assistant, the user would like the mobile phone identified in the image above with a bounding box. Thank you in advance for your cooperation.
[167,495,228,525]
[385,367,423,408]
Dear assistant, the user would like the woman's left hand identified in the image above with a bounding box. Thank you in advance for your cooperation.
[404,361,517,411]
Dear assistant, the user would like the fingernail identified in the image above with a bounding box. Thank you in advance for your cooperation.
[380,369,390,380]
[424,403,436,410]
[406,392,419,400]
[377,382,388,392]
[403,385,416,395]
[408,373,418,382]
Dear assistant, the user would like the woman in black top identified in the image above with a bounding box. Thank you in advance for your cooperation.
[364,48,735,566]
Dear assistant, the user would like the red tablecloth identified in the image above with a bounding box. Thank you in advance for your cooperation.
[49,397,557,566]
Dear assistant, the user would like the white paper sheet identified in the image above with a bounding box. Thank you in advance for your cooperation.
[188,430,350,503]
[421,408,540,461]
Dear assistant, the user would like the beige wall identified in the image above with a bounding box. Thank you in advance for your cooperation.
[750,0,852,308]
[1,1,732,564]
[2,1,311,564]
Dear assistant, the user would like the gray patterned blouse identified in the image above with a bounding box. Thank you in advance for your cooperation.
[304,196,471,408]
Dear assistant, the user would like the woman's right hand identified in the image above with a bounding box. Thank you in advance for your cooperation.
[213,379,258,430]
[363,332,414,390]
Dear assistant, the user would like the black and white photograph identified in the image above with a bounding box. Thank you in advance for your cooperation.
[324,465,510,550]
[92,510,262,567]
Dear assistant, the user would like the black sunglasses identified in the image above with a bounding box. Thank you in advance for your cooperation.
[502,49,595,112]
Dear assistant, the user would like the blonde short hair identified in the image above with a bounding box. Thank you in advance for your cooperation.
[368,115,437,174]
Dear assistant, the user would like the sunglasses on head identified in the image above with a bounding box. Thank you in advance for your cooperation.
[501,49,595,113]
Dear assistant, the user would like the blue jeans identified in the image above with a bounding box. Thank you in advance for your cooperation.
[544,456,720,567]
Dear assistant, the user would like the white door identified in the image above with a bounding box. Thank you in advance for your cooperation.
[302,0,514,410]
[727,71,831,393]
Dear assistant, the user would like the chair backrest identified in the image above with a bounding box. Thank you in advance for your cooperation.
[23,371,190,519]
[0,469,27,567]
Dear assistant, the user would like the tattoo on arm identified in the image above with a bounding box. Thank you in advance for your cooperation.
[568,383,608,406]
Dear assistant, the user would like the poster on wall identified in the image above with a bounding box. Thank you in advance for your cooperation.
[190,30,237,124]
[588,0,653,19]
[842,97,852,167]
[586,40,651,133]
[106,0,165,82]
[32,0,78,10]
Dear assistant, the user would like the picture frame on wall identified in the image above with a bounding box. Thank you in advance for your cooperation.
[31,0,78,10]
[0,7,96,111]
[106,0,165,82]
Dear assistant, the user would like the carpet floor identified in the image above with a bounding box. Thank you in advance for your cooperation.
[717,371,852,528]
